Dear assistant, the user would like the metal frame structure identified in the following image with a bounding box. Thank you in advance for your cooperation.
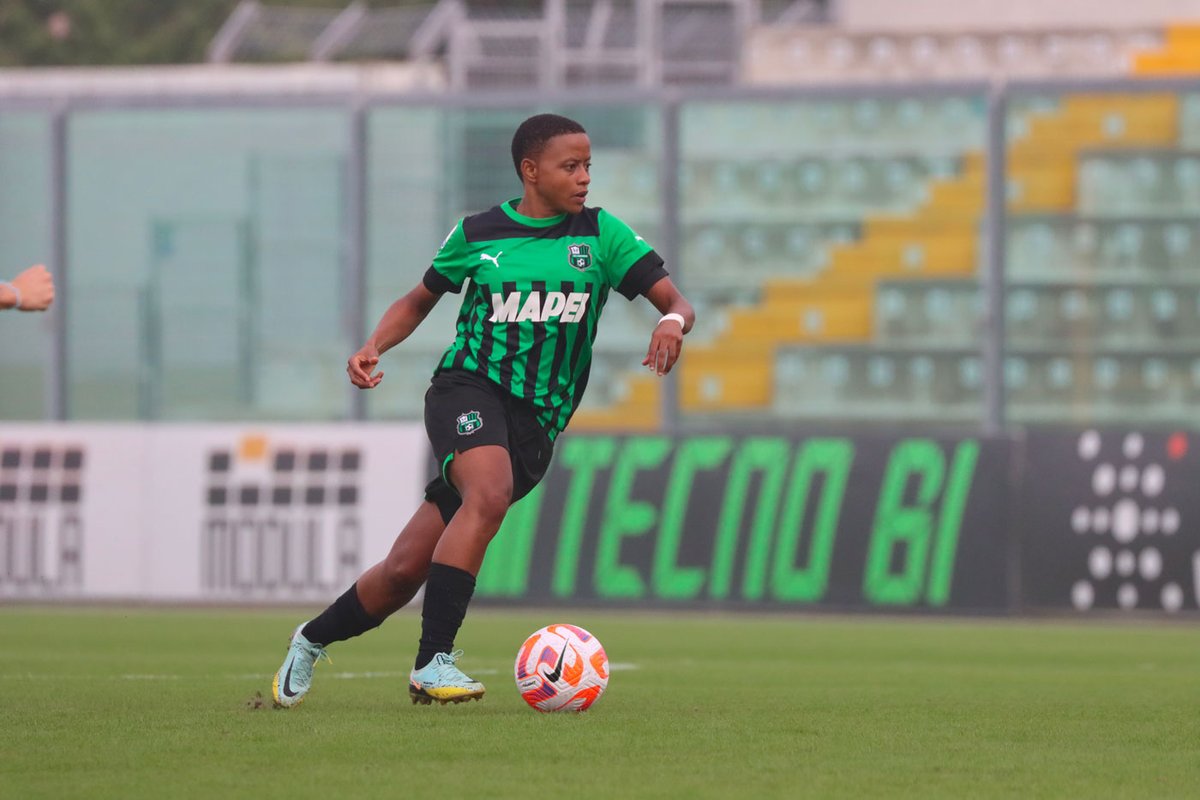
[205,0,832,89]
[3,76,1198,430]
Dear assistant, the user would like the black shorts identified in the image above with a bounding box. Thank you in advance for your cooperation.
[423,369,554,525]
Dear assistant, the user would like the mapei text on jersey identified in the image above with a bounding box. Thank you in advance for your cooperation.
[489,291,591,324]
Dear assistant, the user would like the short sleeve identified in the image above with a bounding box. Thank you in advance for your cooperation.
[598,209,668,300]
[423,219,472,294]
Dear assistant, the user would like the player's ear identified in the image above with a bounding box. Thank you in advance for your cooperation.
[520,157,538,184]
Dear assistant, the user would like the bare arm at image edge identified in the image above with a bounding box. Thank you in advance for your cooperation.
[0,265,55,311]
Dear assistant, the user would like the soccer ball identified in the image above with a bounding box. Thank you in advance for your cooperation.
[514,624,609,712]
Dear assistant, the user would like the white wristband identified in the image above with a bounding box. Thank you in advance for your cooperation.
[0,281,20,310]
[658,312,685,331]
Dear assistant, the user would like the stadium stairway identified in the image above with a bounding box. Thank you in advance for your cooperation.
[678,153,984,413]
[679,91,1184,417]
[1008,93,1180,213]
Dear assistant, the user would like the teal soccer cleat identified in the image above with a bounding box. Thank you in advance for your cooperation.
[408,650,486,705]
[271,624,331,708]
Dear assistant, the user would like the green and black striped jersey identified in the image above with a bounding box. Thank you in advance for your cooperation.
[422,199,667,438]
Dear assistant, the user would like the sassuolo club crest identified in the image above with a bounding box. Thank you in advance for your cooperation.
[567,243,592,271]
[457,410,483,435]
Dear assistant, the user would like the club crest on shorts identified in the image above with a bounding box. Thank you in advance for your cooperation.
[456,410,483,435]
[567,243,592,271]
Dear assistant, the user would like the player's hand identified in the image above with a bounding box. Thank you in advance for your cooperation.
[347,344,383,389]
[12,264,54,311]
[642,317,684,376]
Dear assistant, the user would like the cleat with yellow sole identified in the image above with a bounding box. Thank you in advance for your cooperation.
[408,650,485,706]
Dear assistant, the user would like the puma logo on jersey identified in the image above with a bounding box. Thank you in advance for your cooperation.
[490,291,590,323]
[479,251,503,268]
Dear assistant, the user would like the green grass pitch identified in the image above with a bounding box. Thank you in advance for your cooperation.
[1,606,1196,799]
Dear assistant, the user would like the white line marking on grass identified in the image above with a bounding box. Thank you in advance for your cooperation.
[1,663,639,682]
[328,671,408,680]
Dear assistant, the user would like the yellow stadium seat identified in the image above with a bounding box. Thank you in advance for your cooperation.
[1166,23,1200,47]
[861,215,977,240]
[725,299,872,342]
[681,345,773,410]
[1006,92,1180,213]
[569,375,662,431]
[1134,51,1200,75]
[833,235,976,273]
[1133,24,1200,76]
[1008,165,1076,212]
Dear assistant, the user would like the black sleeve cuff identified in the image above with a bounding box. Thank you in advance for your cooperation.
[423,266,461,294]
[616,251,668,300]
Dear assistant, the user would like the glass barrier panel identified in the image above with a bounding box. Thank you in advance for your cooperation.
[66,108,350,420]
[677,94,989,428]
[1005,89,1200,426]
[0,112,53,419]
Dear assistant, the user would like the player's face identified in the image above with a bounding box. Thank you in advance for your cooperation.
[531,133,591,214]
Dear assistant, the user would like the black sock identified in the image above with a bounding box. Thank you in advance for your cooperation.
[415,562,476,670]
[301,583,382,647]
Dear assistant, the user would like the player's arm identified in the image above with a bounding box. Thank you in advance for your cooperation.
[641,276,694,376]
[349,220,471,389]
[0,264,55,311]
[347,282,442,389]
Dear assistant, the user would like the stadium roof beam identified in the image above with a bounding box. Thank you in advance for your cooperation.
[204,0,803,87]
[410,0,466,59]
[207,0,262,64]
[310,0,369,62]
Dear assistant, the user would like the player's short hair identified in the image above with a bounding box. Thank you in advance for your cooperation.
[511,113,587,179]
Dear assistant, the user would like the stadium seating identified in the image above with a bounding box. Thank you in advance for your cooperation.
[667,87,1199,424]
[569,351,663,431]
[1132,22,1200,75]
[678,112,984,414]
[680,98,985,156]
[876,279,1200,346]
[1078,151,1200,215]
[1007,93,1180,213]
[1008,216,1199,278]
[745,28,1164,83]
[774,344,1200,423]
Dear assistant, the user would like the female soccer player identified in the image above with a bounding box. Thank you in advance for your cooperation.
[273,113,695,707]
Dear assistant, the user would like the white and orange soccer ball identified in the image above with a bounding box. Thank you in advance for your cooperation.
[514,624,609,712]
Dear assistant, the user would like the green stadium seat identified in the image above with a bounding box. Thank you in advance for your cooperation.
[1181,94,1200,147]
[773,345,983,422]
[1078,152,1200,215]
[776,342,1200,425]
[1008,215,1200,277]
[681,98,983,157]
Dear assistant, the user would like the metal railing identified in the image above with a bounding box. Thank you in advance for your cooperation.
[207,0,831,89]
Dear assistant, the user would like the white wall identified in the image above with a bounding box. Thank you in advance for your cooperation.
[0,423,427,603]
[0,63,445,100]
